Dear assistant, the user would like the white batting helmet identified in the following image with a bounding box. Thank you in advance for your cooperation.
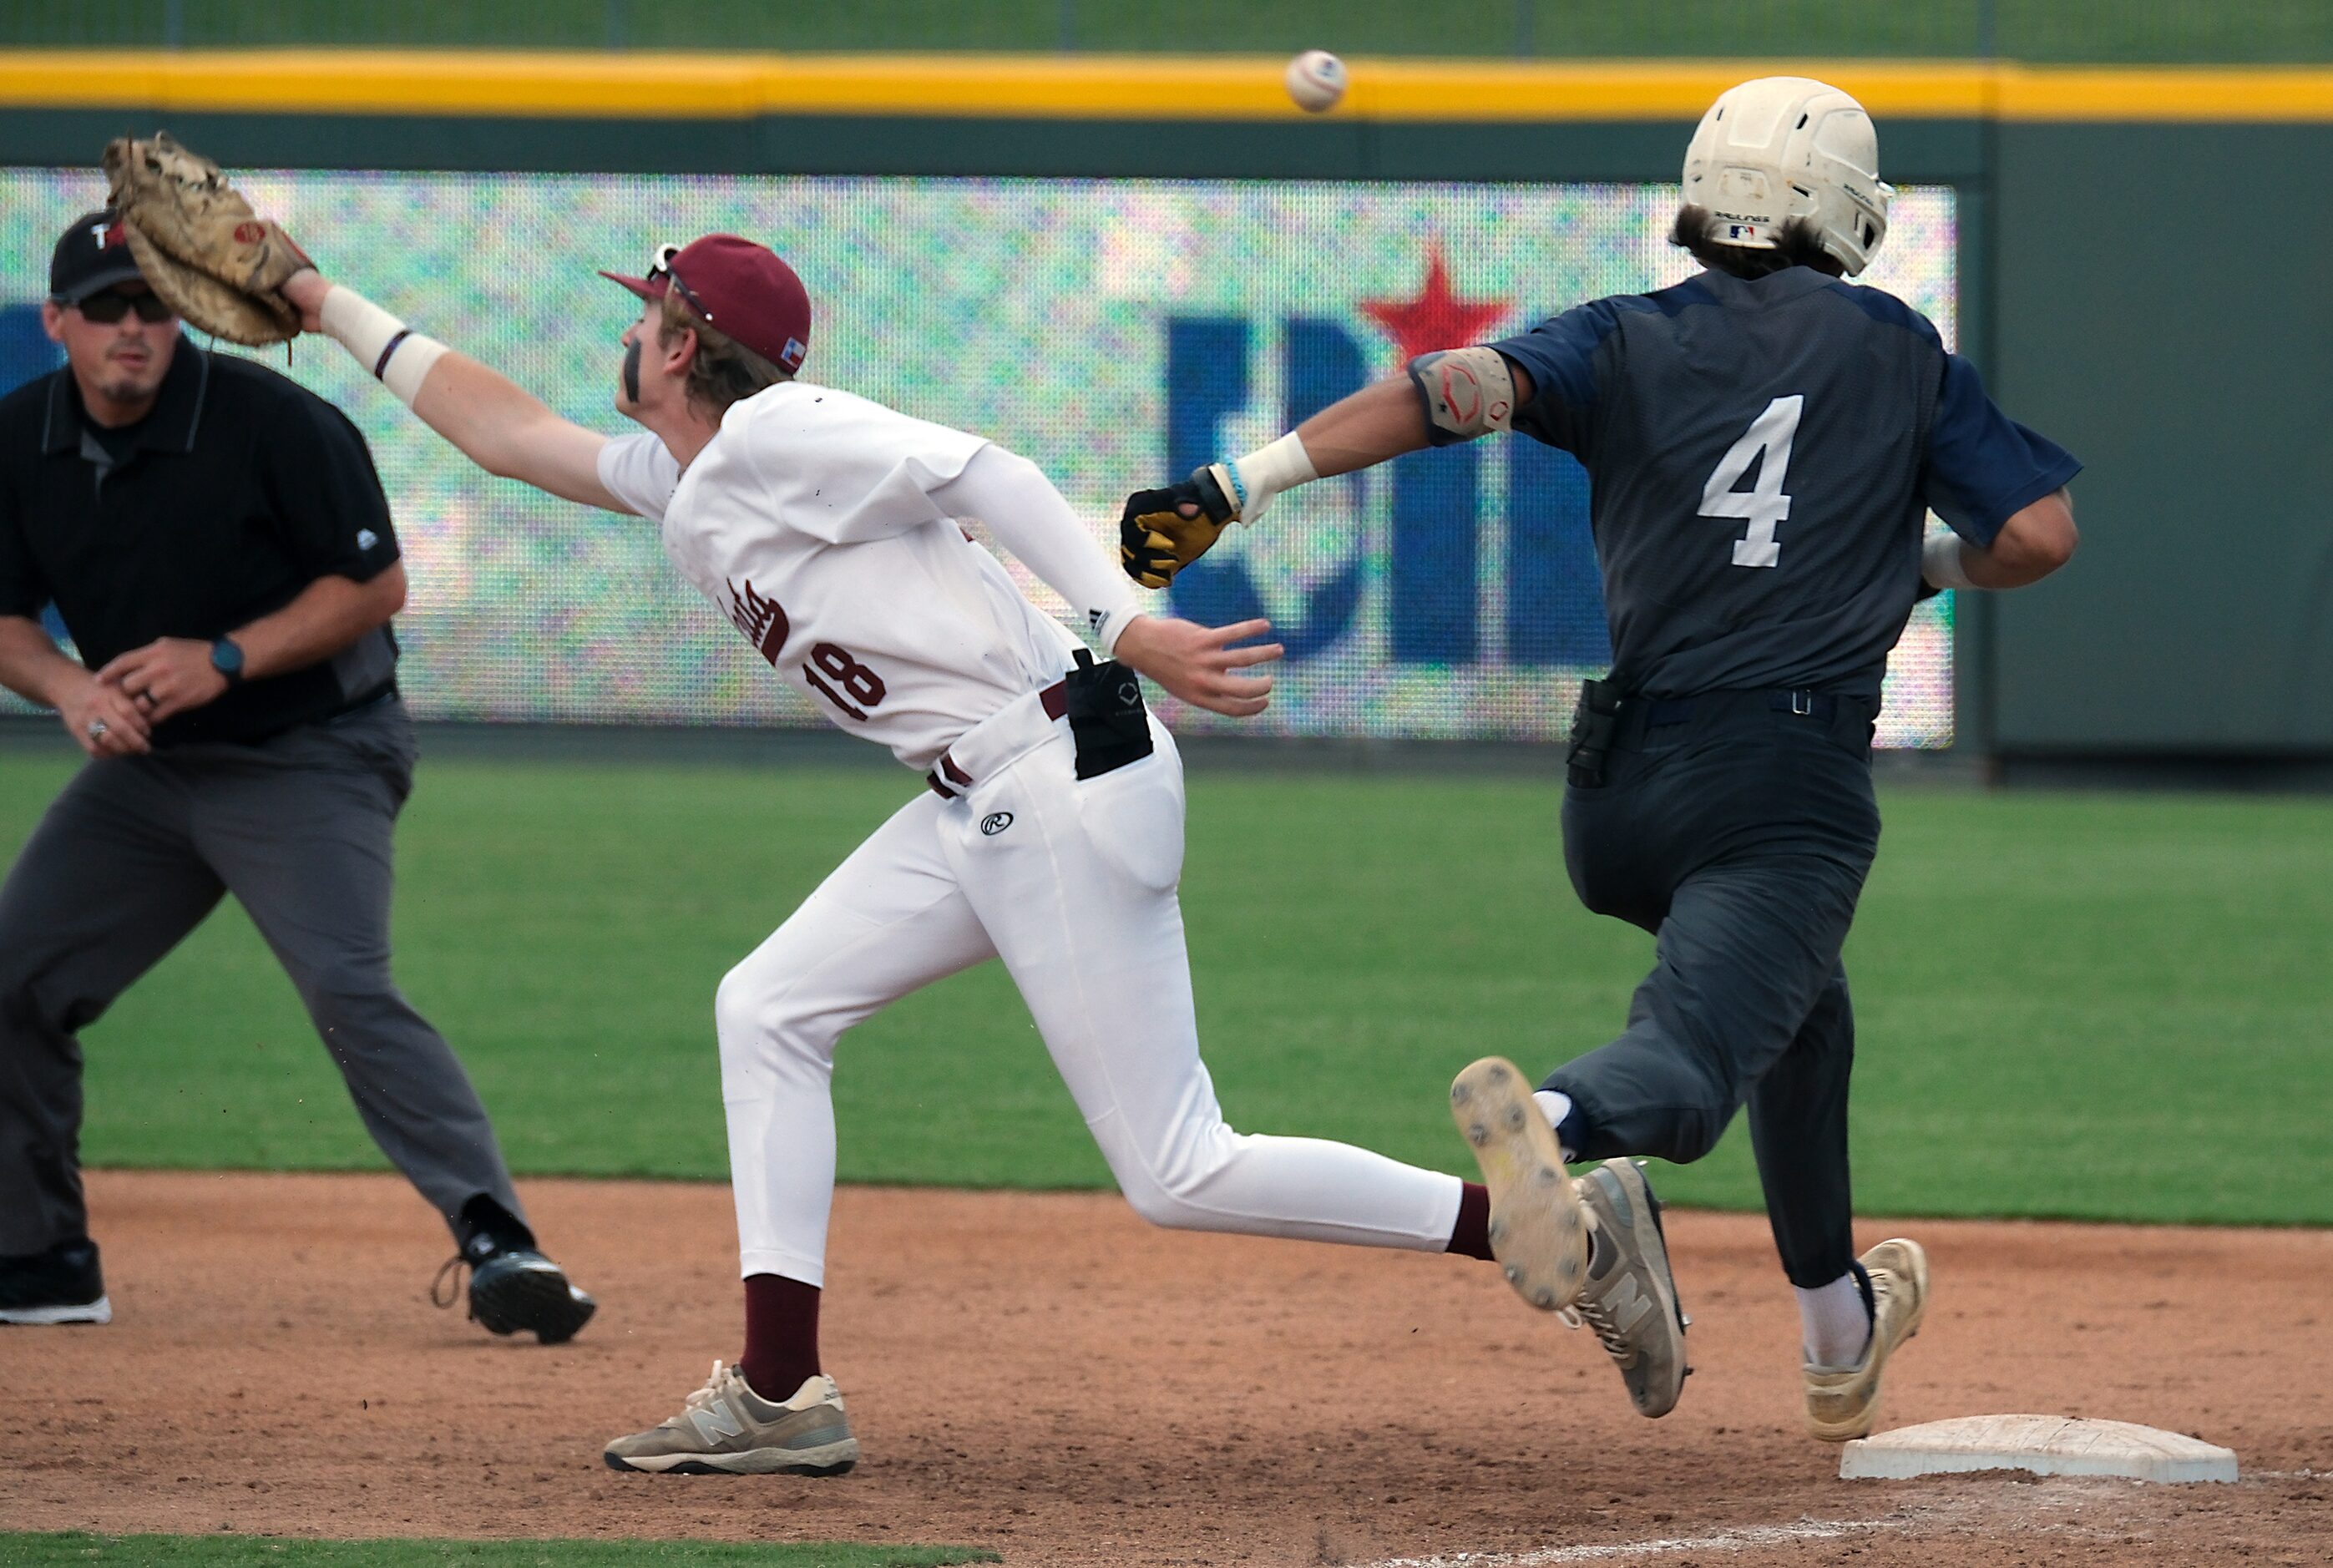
[1681,76,1893,276]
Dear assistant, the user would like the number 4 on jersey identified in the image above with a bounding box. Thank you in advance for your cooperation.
[1699,394,1803,569]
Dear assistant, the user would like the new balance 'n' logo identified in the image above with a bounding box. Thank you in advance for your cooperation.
[690,1399,746,1443]
[1602,1275,1653,1335]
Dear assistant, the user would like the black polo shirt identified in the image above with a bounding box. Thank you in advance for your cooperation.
[0,340,402,745]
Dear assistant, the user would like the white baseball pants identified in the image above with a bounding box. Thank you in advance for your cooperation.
[715,686,1465,1285]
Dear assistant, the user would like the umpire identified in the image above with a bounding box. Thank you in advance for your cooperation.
[0,210,593,1342]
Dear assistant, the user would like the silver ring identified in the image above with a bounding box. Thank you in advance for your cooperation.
[86,719,109,740]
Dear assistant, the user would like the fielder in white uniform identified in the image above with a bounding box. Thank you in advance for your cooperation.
[280,235,1603,1474]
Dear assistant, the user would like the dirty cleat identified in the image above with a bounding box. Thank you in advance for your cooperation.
[0,1238,112,1326]
[1450,1056,1590,1314]
[1566,1160,1690,1419]
[1803,1237,1929,1442]
[605,1360,861,1475]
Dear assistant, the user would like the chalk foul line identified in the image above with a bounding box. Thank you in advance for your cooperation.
[1355,1514,1911,1568]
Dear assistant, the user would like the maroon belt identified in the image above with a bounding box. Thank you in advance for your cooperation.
[927,680,1068,799]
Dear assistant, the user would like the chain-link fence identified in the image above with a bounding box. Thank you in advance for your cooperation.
[2,0,2329,61]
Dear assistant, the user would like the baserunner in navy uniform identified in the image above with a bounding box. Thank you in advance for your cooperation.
[1116,77,2079,1440]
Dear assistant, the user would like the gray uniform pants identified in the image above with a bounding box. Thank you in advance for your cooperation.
[0,697,524,1256]
[1547,690,1881,1289]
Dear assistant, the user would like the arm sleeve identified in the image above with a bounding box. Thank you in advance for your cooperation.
[595,430,681,521]
[1485,296,1635,457]
[260,395,402,582]
[1922,353,2082,547]
[928,446,1144,653]
[0,482,43,620]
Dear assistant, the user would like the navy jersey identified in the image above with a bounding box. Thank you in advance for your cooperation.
[1489,266,2078,701]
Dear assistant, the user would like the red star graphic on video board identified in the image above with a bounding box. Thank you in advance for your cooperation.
[1359,244,1512,364]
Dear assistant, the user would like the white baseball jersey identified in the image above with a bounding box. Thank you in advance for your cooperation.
[590,382,1465,1297]
[596,382,1137,772]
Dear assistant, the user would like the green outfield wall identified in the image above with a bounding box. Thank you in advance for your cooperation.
[3,56,2325,761]
[1990,122,2333,756]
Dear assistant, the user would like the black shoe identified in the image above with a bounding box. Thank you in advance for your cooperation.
[433,1202,595,1346]
[0,1237,112,1325]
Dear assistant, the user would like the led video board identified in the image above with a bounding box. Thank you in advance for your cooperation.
[0,171,1956,745]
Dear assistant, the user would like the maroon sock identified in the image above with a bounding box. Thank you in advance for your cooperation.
[1447,1181,1495,1261]
[740,1272,821,1402]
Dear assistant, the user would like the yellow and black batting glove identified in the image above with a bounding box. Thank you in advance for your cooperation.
[1118,468,1237,589]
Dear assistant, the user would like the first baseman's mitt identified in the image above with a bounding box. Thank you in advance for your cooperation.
[101,132,310,346]
[1118,467,1239,589]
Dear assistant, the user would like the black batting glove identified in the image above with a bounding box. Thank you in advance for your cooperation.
[1118,467,1237,589]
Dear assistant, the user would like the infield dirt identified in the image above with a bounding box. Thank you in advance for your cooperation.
[3,1171,2325,1565]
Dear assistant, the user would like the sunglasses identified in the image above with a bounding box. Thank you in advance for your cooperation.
[75,291,175,325]
[645,243,716,325]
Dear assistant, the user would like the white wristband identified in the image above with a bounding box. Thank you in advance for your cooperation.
[1222,431,1320,524]
[319,284,448,409]
[1921,527,1977,591]
[381,334,448,407]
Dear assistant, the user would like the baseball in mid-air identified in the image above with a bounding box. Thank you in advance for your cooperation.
[1285,50,1347,114]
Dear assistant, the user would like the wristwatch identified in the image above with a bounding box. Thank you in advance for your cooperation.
[210,636,245,687]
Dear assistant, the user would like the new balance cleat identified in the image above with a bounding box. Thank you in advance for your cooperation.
[605,1361,861,1476]
[1567,1160,1691,1419]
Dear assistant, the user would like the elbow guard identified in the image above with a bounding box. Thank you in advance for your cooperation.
[1409,346,1517,447]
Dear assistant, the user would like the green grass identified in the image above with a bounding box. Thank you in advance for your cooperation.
[0,748,2326,1226]
[6,0,2333,63]
[0,1535,994,1566]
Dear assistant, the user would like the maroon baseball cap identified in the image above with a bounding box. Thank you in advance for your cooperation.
[600,234,811,375]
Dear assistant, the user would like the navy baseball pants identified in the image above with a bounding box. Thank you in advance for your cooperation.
[1545,689,1882,1289]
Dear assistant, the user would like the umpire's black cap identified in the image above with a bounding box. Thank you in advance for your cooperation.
[50,209,146,303]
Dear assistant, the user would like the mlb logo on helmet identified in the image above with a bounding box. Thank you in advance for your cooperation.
[599,233,813,376]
